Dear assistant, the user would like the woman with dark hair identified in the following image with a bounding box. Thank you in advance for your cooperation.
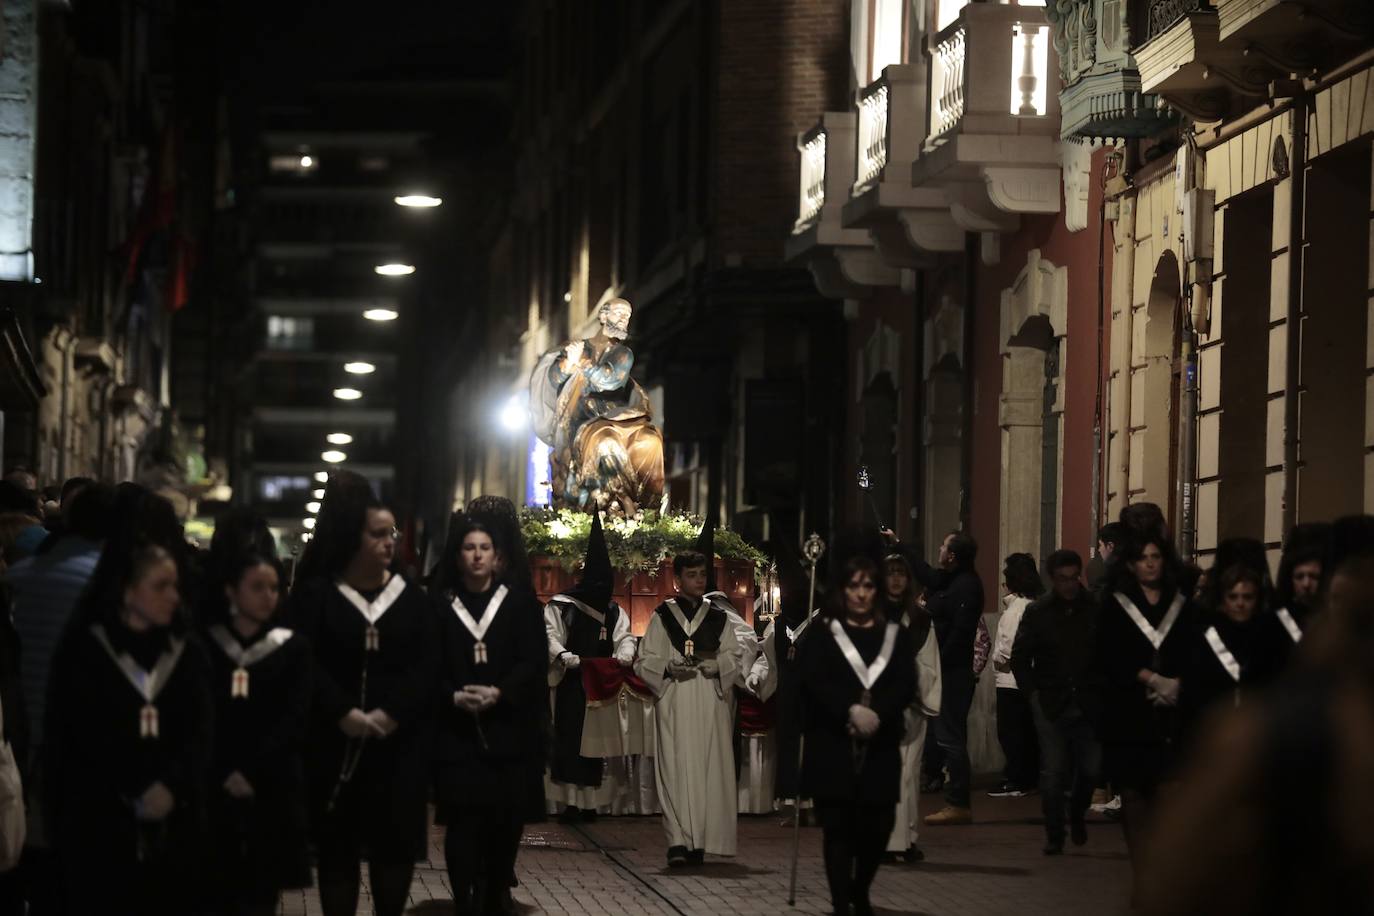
[201,528,312,916]
[289,470,438,916]
[1096,532,1200,898]
[45,495,213,916]
[1272,523,1331,652]
[432,512,546,915]
[1178,564,1282,748]
[989,553,1044,798]
[801,550,916,916]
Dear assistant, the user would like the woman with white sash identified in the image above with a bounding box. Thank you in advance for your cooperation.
[432,513,547,915]
[290,471,438,916]
[46,497,213,916]
[1096,532,1198,895]
[1179,564,1283,745]
[1271,523,1330,668]
[800,550,916,916]
[202,522,312,916]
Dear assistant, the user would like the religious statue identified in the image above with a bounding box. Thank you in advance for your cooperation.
[530,298,665,515]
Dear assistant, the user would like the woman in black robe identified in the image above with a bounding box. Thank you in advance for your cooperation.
[431,512,547,915]
[1095,531,1199,894]
[290,471,439,916]
[45,491,213,916]
[1178,563,1284,744]
[201,525,312,916]
[800,551,916,916]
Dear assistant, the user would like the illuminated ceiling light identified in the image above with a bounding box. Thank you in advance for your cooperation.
[306,501,321,514]
[314,471,330,483]
[301,532,312,542]
[395,194,442,208]
[312,488,325,499]
[322,450,347,463]
[563,291,573,303]
[326,432,353,445]
[343,361,375,375]
[333,388,362,401]
[363,308,399,321]
[299,155,314,168]
[374,263,415,277]
[302,517,317,530]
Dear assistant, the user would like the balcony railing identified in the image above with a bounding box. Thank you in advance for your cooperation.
[926,3,1053,146]
[931,26,968,138]
[794,126,828,233]
[854,78,890,193]
[1147,0,1212,40]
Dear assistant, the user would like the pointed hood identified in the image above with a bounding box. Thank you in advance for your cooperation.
[696,514,717,592]
[566,509,614,610]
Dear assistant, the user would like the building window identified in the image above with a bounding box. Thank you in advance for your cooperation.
[258,475,311,501]
[936,0,969,33]
[870,0,907,84]
[266,315,314,351]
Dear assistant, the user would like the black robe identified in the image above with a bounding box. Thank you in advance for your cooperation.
[433,583,547,814]
[547,597,624,789]
[1179,613,1284,744]
[799,618,916,809]
[772,612,818,800]
[291,574,438,862]
[45,620,214,916]
[203,623,312,899]
[1095,584,1200,792]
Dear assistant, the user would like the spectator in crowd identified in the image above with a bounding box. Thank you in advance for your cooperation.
[988,553,1042,799]
[0,483,46,561]
[1271,522,1331,652]
[1088,522,1125,592]
[907,531,984,827]
[1011,548,1101,855]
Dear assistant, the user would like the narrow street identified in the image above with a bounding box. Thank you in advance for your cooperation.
[282,794,1130,915]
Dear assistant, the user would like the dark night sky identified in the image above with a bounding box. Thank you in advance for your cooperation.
[219,2,515,101]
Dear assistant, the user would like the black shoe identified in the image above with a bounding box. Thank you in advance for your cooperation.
[986,782,1018,798]
[557,805,580,824]
[667,845,689,867]
[581,808,599,822]
[687,848,705,866]
[1071,819,1087,846]
[906,845,925,863]
[1043,840,1064,856]
[853,898,875,916]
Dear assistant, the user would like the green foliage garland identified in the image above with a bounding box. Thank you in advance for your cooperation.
[519,507,766,576]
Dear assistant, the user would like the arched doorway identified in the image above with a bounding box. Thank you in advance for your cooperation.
[1138,250,1183,528]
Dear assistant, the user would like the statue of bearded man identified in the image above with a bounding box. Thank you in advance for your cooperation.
[530,298,665,514]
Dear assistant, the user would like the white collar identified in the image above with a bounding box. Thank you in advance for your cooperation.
[668,597,710,636]
[1203,625,1242,683]
[1275,607,1303,644]
[452,584,510,642]
[207,624,293,667]
[336,574,407,624]
[1114,591,1185,650]
[551,593,605,624]
[90,624,186,703]
[828,619,900,690]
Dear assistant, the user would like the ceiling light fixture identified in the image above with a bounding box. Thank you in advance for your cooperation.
[374,263,415,277]
[343,362,375,375]
[333,388,362,401]
[326,432,353,445]
[363,308,399,321]
[395,194,442,208]
[321,450,347,463]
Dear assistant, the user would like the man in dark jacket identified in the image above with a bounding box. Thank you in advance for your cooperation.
[1011,548,1102,854]
[908,531,983,826]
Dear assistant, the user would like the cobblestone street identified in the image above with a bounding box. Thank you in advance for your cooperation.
[282,793,1132,915]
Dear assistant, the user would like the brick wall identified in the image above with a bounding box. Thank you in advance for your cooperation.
[712,0,849,267]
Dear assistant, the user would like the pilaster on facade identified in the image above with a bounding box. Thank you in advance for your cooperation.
[787,112,900,299]
[841,65,963,267]
[912,2,1063,240]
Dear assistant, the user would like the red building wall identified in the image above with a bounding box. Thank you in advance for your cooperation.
[968,149,1115,593]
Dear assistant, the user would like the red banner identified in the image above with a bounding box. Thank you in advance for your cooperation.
[581,657,654,706]
[737,692,776,734]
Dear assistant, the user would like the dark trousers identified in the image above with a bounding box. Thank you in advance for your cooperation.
[443,804,524,915]
[316,834,415,916]
[935,674,974,808]
[1030,695,1101,843]
[816,803,894,914]
[996,687,1040,789]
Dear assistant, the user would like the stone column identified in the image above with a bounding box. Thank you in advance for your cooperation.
[0,0,36,281]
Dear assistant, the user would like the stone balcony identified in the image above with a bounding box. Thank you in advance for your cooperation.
[786,113,899,298]
[841,65,964,268]
[913,1,1063,234]
[1135,0,1372,122]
